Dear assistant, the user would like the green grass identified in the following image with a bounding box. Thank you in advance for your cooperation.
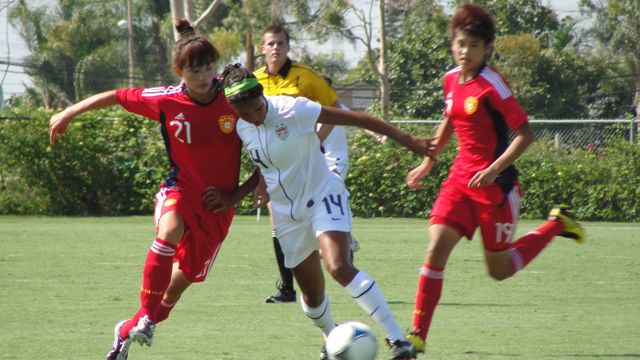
[0,216,639,359]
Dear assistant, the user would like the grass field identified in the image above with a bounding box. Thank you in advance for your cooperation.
[1,215,639,359]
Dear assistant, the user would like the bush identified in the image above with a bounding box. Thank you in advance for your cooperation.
[0,106,166,215]
[2,104,640,221]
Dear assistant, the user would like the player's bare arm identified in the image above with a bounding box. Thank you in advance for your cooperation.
[49,90,119,145]
[406,117,454,189]
[315,99,342,142]
[317,106,437,157]
[252,168,269,208]
[468,121,534,188]
[204,167,261,213]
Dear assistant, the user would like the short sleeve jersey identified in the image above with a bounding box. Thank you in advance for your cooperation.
[115,82,242,195]
[443,64,528,185]
[236,96,342,221]
[254,58,338,106]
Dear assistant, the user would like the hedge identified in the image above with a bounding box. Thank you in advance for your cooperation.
[2,105,639,221]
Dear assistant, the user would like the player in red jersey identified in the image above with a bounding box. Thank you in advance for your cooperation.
[403,4,584,354]
[49,20,259,360]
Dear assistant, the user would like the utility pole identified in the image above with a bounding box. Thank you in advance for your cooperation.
[127,0,135,88]
[378,0,389,119]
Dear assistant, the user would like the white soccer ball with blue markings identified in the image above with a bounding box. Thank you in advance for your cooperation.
[326,321,378,360]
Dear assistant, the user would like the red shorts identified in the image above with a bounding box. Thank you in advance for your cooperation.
[154,186,234,283]
[430,179,522,252]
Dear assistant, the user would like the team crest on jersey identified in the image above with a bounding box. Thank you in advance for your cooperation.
[164,199,178,207]
[275,123,289,141]
[218,115,236,134]
[464,97,479,115]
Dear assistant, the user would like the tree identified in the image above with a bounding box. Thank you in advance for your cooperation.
[492,33,605,119]
[302,0,398,118]
[221,0,313,71]
[8,0,173,107]
[292,46,350,86]
[9,0,126,107]
[580,0,640,120]
[451,0,559,39]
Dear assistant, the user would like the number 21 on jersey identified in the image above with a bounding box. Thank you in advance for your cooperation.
[170,120,192,144]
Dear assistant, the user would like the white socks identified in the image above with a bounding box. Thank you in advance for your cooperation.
[300,292,337,336]
[345,271,406,341]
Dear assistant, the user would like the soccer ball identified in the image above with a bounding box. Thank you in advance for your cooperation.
[326,321,378,360]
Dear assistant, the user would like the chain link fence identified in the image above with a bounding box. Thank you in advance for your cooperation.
[390,119,637,149]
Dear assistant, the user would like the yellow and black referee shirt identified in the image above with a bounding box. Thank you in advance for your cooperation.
[254,58,338,107]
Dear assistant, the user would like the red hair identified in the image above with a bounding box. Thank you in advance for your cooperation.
[172,19,220,70]
[449,4,495,45]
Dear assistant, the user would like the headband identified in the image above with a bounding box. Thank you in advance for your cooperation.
[224,78,259,97]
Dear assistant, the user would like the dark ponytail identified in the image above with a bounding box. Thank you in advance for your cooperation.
[218,63,264,105]
[172,19,220,70]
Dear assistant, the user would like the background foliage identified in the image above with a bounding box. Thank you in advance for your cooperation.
[2,105,640,221]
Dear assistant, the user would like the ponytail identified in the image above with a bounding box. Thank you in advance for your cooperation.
[172,19,219,70]
[218,63,264,105]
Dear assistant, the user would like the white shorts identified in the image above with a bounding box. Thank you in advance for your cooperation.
[274,187,352,268]
[327,159,349,180]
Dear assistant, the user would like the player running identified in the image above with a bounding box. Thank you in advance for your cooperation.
[404,4,584,355]
[49,20,258,360]
[215,63,436,360]
[255,26,359,304]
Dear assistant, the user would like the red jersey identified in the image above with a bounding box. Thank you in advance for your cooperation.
[443,64,528,186]
[116,82,242,196]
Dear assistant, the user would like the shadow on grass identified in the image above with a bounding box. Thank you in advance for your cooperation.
[463,351,640,358]
[440,303,535,307]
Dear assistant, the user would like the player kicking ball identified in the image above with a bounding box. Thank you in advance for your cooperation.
[404,4,585,355]
[212,63,437,360]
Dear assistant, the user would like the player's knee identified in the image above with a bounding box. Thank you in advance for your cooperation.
[157,212,184,245]
[326,262,356,286]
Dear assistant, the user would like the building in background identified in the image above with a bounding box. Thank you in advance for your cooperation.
[335,81,378,112]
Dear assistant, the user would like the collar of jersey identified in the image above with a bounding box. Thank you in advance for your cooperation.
[265,57,292,79]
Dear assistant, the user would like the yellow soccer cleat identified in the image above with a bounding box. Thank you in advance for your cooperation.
[547,205,585,244]
[406,332,425,354]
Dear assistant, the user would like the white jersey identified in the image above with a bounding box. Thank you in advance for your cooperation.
[237,95,344,221]
[316,104,350,177]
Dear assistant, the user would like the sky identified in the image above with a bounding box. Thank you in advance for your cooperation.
[0,0,582,99]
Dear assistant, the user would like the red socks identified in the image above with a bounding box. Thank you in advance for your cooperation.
[155,297,180,324]
[120,238,177,339]
[509,220,563,273]
[412,264,444,342]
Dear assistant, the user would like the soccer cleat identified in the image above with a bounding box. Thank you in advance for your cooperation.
[547,205,584,243]
[406,331,425,353]
[264,280,297,303]
[319,343,328,360]
[129,315,156,346]
[106,320,131,360]
[386,338,418,360]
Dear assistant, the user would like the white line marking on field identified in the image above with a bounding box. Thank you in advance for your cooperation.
[96,262,138,265]
[213,264,250,268]
[604,256,635,259]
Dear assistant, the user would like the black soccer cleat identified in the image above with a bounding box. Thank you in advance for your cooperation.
[264,280,297,303]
